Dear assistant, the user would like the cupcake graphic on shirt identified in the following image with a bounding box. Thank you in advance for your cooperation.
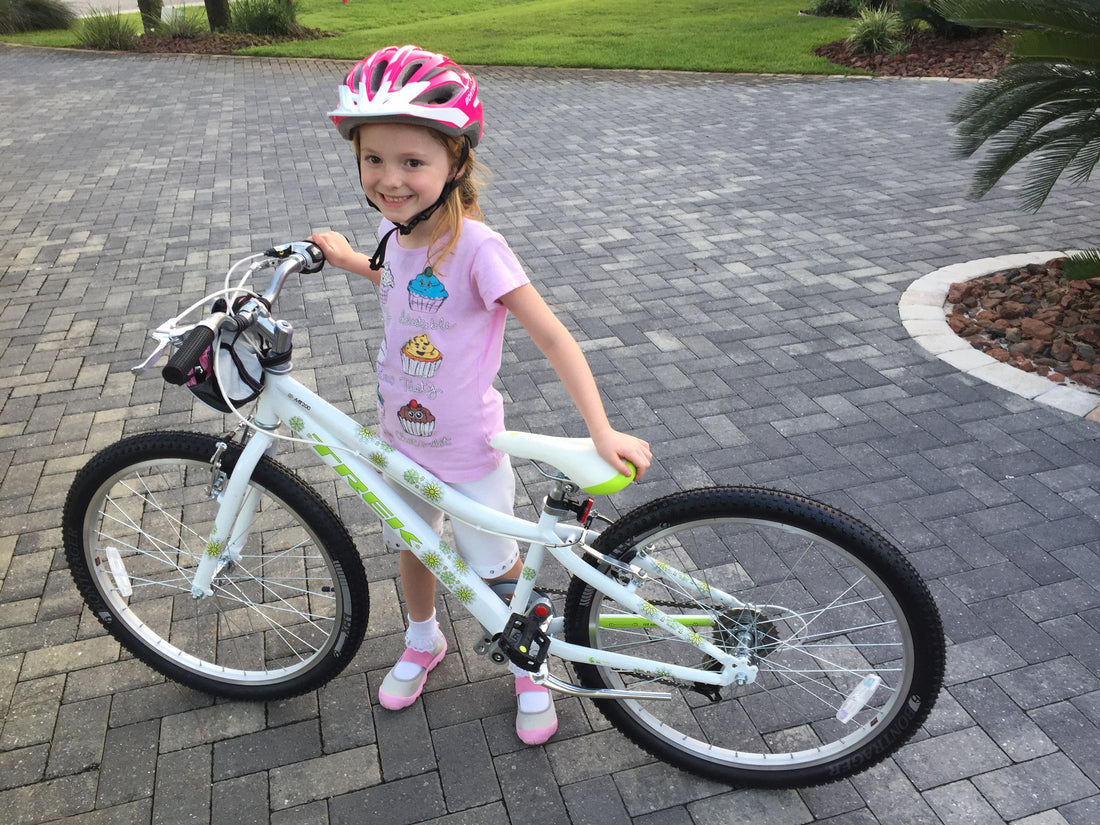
[378,263,394,303]
[398,399,435,436]
[407,267,448,313]
[401,333,443,378]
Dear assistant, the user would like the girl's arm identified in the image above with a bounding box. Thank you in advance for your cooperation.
[308,231,381,286]
[500,283,652,480]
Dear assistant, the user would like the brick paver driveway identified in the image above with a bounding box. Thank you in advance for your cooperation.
[1,44,1099,825]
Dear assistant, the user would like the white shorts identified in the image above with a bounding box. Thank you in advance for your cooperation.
[381,458,521,579]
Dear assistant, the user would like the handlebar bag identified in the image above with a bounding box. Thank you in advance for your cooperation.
[184,329,265,413]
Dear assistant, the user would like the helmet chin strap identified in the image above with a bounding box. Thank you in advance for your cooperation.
[366,137,471,271]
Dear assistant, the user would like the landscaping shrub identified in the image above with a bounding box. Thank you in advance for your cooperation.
[79,7,138,49]
[811,0,860,16]
[846,6,907,54]
[228,0,298,36]
[0,0,74,34]
[158,5,206,38]
[812,0,897,15]
[897,0,978,39]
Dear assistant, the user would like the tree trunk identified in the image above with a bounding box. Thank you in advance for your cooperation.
[136,0,162,33]
[204,0,231,32]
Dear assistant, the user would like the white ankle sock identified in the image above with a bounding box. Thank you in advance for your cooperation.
[510,663,551,713]
[406,613,441,650]
[394,613,442,679]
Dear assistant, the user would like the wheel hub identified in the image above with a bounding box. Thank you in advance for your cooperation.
[715,607,779,665]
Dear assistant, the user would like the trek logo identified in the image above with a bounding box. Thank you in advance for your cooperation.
[310,435,422,549]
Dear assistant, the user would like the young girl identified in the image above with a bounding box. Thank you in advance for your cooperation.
[310,45,651,746]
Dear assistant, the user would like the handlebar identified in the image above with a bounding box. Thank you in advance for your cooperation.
[145,240,326,383]
[162,317,220,385]
[259,240,325,303]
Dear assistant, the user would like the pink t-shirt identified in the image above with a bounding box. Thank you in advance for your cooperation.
[374,218,530,482]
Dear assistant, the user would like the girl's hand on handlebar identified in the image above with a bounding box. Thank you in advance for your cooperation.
[309,231,377,282]
[593,428,651,481]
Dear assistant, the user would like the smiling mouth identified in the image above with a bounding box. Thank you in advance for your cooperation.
[379,193,413,206]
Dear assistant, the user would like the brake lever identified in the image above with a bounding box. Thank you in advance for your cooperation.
[131,325,183,374]
[132,339,172,374]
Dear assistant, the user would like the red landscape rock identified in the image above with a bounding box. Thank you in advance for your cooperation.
[947,260,1100,393]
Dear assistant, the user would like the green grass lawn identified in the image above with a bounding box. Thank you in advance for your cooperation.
[2,0,860,75]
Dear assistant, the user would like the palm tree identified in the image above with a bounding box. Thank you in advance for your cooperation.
[936,0,1100,279]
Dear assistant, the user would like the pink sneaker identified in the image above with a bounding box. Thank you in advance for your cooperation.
[378,637,447,710]
[515,675,558,745]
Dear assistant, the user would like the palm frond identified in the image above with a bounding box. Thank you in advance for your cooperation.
[950,60,1100,207]
[934,0,1100,36]
[967,98,1097,163]
[968,111,1100,208]
[951,63,1100,152]
[1011,118,1100,210]
[1064,248,1100,280]
[968,119,1072,204]
[1011,30,1100,64]
[950,62,1093,124]
[943,1,1100,211]
[1066,130,1100,182]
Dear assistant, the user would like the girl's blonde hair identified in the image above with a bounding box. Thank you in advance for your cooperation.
[425,131,486,271]
[352,127,487,273]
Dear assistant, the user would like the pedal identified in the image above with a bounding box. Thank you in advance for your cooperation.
[495,612,551,672]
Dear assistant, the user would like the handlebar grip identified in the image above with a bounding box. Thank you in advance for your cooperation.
[299,241,325,274]
[162,324,215,385]
[263,241,326,273]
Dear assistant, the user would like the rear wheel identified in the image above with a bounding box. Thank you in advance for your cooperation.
[63,431,368,699]
[564,486,944,787]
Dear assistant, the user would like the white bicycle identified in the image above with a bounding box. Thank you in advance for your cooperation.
[63,241,945,787]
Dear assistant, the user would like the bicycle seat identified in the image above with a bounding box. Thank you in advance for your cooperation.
[490,431,635,494]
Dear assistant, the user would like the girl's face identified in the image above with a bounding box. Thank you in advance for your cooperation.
[355,122,454,240]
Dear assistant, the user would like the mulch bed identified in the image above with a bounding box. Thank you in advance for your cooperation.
[135,28,328,55]
[947,259,1100,391]
[813,29,1010,79]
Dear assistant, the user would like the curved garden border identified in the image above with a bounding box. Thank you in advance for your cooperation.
[900,252,1100,422]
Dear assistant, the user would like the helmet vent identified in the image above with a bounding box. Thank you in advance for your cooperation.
[397,60,425,88]
[369,60,388,93]
[422,82,461,106]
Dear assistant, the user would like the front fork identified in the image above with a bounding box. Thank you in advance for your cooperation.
[190,429,275,598]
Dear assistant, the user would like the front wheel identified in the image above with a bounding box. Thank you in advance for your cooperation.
[564,486,944,788]
[63,431,369,700]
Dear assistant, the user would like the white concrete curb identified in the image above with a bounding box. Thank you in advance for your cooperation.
[901,252,1100,421]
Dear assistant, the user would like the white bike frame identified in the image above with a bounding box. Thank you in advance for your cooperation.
[188,369,759,692]
[145,244,760,696]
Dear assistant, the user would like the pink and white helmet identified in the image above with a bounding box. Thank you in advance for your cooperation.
[329,45,484,146]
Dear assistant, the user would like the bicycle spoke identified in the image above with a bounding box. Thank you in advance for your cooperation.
[67,439,366,694]
[566,486,943,784]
